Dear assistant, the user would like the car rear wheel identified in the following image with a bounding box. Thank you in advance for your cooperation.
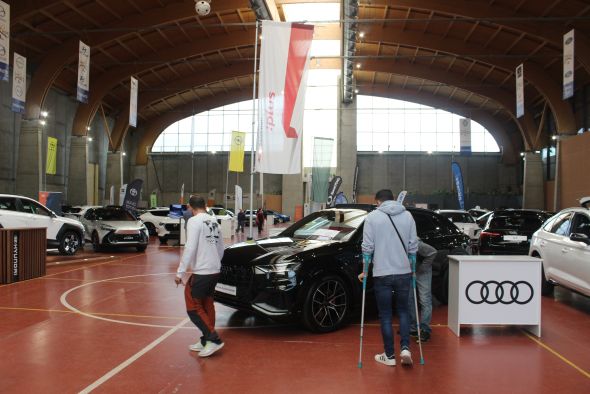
[92,231,102,252]
[302,275,350,333]
[58,230,80,255]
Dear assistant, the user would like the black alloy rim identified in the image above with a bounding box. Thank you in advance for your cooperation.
[311,280,348,328]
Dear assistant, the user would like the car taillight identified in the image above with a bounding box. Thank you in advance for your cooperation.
[480,231,501,238]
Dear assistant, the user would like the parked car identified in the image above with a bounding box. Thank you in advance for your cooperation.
[529,197,590,297]
[79,206,149,252]
[476,211,493,228]
[0,194,85,255]
[468,208,489,218]
[479,209,552,255]
[210,207,235,224]
[437,210,481,240]
[266,210,291,223]
[214,204,469,333]
[139,208,170,235]
[139,207,181,244]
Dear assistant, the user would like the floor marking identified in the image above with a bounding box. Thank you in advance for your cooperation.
[47,256,114,267]
[0,306,185,321]
[79,318,190,394]
[523,331,590,379]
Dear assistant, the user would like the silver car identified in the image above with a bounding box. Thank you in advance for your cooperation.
[79,206,149,252]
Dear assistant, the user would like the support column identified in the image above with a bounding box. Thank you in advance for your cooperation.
[106,151,123,204]
[522,152,544,209]
[282,174,304,219]
[16,120,43,199]
[337,89,357,201]
[67,136,89,205]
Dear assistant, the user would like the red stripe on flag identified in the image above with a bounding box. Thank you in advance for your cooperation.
[282,24,314,139]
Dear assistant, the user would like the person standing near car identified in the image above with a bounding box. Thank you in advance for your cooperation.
[408,239,437,342]
[236,209,246,234]
[256,208,265,235]
[175,195,225,357]
[359,189,418,367]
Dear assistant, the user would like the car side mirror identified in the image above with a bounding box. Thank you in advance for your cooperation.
[570,233,590,245]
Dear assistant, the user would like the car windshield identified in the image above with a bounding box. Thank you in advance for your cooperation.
[95,208,136,221]
[281,210,367,241]
[489,212,549,231]
[440,212,475,223]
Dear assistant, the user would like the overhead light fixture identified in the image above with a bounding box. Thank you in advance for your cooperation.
[86,126,91,131]
[88,137,93,142]
[39,120,47,126]
[520,152,525,156]
[354,89,359,94]
[211,150,217,155]
[195,0,211,17]
[551,135,557,140]
[40,111,49,118]
[122,152,127,156]
[359,31,365,38]
[356,63,361,69]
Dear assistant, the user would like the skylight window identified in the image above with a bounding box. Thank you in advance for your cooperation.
[282,3,340,23]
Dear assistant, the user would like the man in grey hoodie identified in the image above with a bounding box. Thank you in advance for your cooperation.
[360,189,418,366]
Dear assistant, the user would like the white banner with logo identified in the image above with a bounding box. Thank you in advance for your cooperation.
[11,53,26,113]
[257,21,315,174]
[0,1,10,81]
[129,76,138,127]
[459,118,472,156]
[515,64,524,118]
[77,41,90,103]
[235,185,243,211]
[563,29,574,100]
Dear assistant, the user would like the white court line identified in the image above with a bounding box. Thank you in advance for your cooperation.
[79,317,189,394]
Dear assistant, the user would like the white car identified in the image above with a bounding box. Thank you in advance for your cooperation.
[436,210,481,240]
[210,207,234,223]
[79,206,149,252]
[529,197,590,297]
[0,194,85,255]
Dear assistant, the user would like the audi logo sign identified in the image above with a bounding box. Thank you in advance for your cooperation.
[465,280,534,305]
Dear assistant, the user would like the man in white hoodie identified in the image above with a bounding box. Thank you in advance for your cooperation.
[360,189,418,367]
[175,195,225,357]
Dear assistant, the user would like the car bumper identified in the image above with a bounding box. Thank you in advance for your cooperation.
[100,231,149,246]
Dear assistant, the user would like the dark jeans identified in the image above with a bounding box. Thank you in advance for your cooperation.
[373,273,412,358]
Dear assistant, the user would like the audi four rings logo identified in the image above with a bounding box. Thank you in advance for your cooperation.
[465,280,534,305]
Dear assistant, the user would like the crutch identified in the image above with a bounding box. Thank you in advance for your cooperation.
[410,255,425,365]
[358,254,371,368]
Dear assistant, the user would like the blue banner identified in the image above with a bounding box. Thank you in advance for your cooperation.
[451,162,465,210]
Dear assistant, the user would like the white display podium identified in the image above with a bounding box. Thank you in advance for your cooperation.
[448,255,542,337]
[219,218,232,239]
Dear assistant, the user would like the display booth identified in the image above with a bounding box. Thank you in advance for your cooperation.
[0,228,47,284]
[448,255,542,337]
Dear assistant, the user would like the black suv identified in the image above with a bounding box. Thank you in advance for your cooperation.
[214,204,469,333]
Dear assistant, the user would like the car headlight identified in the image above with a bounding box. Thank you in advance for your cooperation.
[100,224,115,231]
[254,256,301,290]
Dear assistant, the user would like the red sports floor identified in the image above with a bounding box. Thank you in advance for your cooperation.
[1,230,590,393]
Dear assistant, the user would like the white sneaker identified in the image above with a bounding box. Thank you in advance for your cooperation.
[188,341,205,352]
[374,353,396,366]
[400,348,413,366]
[199,341,225,357]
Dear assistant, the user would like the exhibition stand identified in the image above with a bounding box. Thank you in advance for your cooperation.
[447,255,542,337]
[0,228,47,284]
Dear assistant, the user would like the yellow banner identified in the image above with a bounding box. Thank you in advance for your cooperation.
[46,137,57,175]
[228,131,246,172]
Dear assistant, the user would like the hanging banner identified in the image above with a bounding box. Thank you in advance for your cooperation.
[397,190,407,204]
[451,162,466,211]
[563,29,574,100]
[119,184,127,206]
[459,118,472,156]
[229,131,246,172]
[46,137,58,175]
[0,1,9,82]
[326,176,342,207]
[180,183,185,204]
[235,185,243,211]
[77,41,90,103]
[150,192,158,208]
[129,76,138,127]
[109,185,115,205]
[257,21,315,174]
[11,53,26,113]
[515,64,524,118]
[122,179,143,212]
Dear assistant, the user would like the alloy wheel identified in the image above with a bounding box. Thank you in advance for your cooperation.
[311,279,348,329]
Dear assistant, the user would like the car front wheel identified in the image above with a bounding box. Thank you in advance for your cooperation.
[302,275,351,333]
[58,231,80,255]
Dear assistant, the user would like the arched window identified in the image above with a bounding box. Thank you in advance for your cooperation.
[357,95,499,153]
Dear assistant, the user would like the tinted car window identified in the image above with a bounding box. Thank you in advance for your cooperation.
[0,198,17,211]
[489,212,547,232]
[20,199,51,217]
[571,213,590,237]
[94,208,135,221]
[412,212,437,238]
[550,213,573,236]
[440,212,475,223]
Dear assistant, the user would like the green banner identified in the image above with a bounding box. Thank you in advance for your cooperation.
[46,137,57,175]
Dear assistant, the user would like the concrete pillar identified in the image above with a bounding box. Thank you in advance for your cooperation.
[282,174,304,219]
[16,120,43,199]
[337,90,358,201]
[106,151,123,204]
[67,136,89,205]
[522,152,544,209]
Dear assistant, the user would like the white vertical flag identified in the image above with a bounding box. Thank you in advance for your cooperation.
[257,21,315,174]
[515,64,524,118]
[11,53,26,113]
[459,118,472,156]
[0,1,10,82]
[563,29,574,100]
[129,76,138,127]
[235,185,243,211]
[77,41,90,103]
